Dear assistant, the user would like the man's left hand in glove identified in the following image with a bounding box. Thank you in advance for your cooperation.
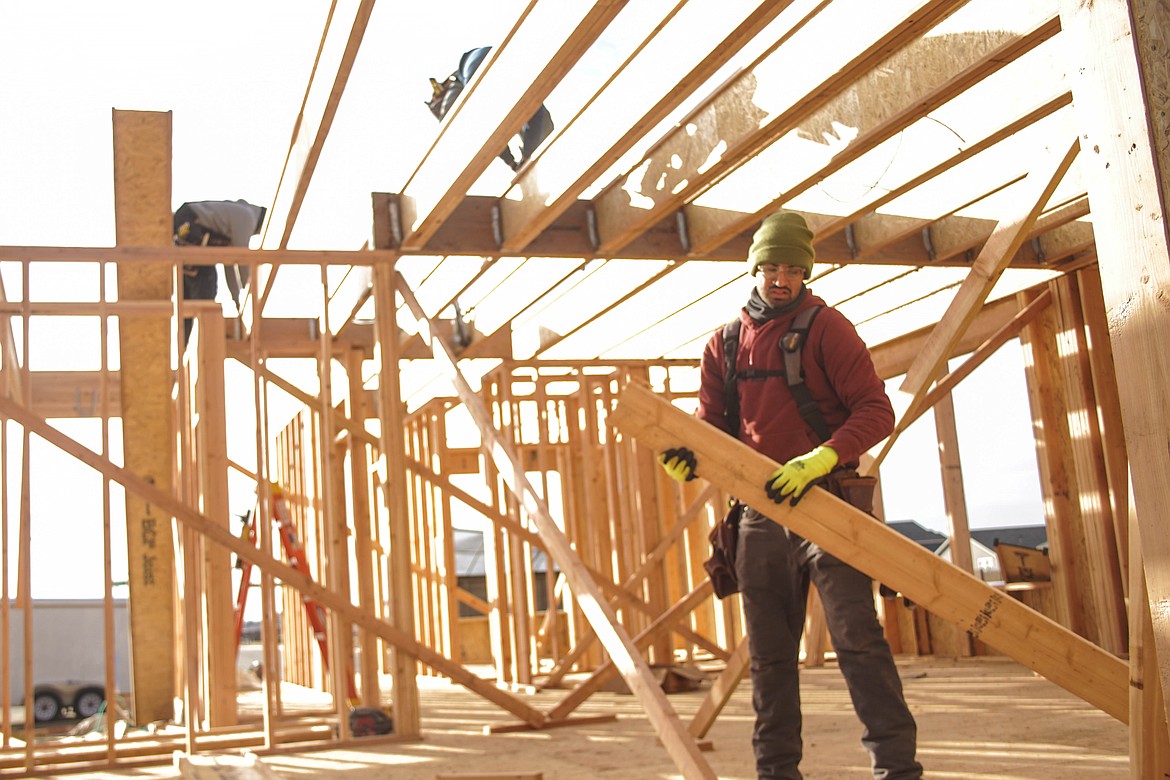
[764,445,838,505]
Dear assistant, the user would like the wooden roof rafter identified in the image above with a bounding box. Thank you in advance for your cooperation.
[683,12,1063,255]
[869,134,1080,472]
[496,0,797,254]
[396,0,628,252]
[248,0,379,334]
[589,0,970,257]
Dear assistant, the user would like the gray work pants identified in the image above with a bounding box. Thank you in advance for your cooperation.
[735,506,922,779]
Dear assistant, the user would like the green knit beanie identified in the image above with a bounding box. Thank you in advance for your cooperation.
[747,212,815,278]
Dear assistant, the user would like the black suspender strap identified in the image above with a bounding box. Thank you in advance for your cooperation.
[722,305,829,442]
[781,306,830,443]
[722,319,743,436]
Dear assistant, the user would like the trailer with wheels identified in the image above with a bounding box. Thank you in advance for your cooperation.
[6,599,130,724]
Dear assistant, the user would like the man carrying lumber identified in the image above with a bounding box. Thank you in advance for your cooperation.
[658,212,921,779]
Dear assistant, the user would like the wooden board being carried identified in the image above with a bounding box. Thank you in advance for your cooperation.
[609,381,1127,723]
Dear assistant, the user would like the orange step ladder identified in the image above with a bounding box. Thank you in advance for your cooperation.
[233,484,357,702]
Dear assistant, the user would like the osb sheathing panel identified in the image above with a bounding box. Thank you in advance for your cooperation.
[112,109,177,725]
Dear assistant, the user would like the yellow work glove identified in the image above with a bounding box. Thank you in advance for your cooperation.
[764,445,838,505]
[657,447,698,483]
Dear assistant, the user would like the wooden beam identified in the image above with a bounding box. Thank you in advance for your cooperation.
[497,0,793,254]
[191,311,237,724]
[1076,267,1131,587]
[368,191,1087,270]
[1051,274,1127,654]
[809,91,1074,240]
[869,294,1021,380]
[591,0,966,256]
[24,371,121,418]
[610,381,1128,721]
[933,392,975,657]
[225,318,375,361]
[928,194,1091,263]
[688,640,750,739]
[397,1,626,251]
[1059,0,1170,724]
[882,288,1052,436]
[345,348,381,707]
[0,275,23,406]
[372,265,422,737]
[262,1,376,250]
[0,244,398,265]
[394,273,717,779]
[0,393,548,729]
[685,15,1061,254]
[1129,525,1170,775]
[1018,286,1080,631]
[259,2,381,338]
[111,108,176,725]
[327,266,372,338]
[891,135,1079,444]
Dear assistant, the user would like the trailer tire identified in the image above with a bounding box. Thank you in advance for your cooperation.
[32,689,62,722]
[74,688,105,719]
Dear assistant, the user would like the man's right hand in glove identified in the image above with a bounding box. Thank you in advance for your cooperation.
[657,447,698,482]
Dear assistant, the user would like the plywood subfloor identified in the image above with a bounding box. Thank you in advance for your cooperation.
[61,656,1129,779]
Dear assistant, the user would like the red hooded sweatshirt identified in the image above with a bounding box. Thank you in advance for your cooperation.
[696,289,894,468]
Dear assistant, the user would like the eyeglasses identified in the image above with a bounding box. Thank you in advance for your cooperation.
[758,265,806,280]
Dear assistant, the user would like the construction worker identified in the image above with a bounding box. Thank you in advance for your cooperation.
[658,212,921,779]
[426,45,554,171]
[173,199,266,344]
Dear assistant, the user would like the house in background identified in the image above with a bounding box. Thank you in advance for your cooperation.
[888,521,1048,584]
[885,521,948,554]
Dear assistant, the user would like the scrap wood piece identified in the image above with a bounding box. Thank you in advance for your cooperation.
[436,773,543,780]
[394,272,716,779]
[610,380,1129,723]
[546,581,715,720]
[689,640,750,739]
[540,482,721,689]
[174,751,283,780]
[485,712,617,734]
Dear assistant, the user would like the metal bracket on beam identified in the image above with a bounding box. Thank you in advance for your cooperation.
[844,223,858,260]
[675,209,691,255]
[491,201,504,249]
[921,226,936,262]
[388,197,403,248]
[1031,236,1046,264]
[585,205,600,253]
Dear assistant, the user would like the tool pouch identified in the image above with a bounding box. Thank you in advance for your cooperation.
[822,469,878,516]
[822,469,898,596]
[703,501,743,599]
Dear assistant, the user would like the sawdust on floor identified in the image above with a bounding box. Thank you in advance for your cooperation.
[58,656,1130,779]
